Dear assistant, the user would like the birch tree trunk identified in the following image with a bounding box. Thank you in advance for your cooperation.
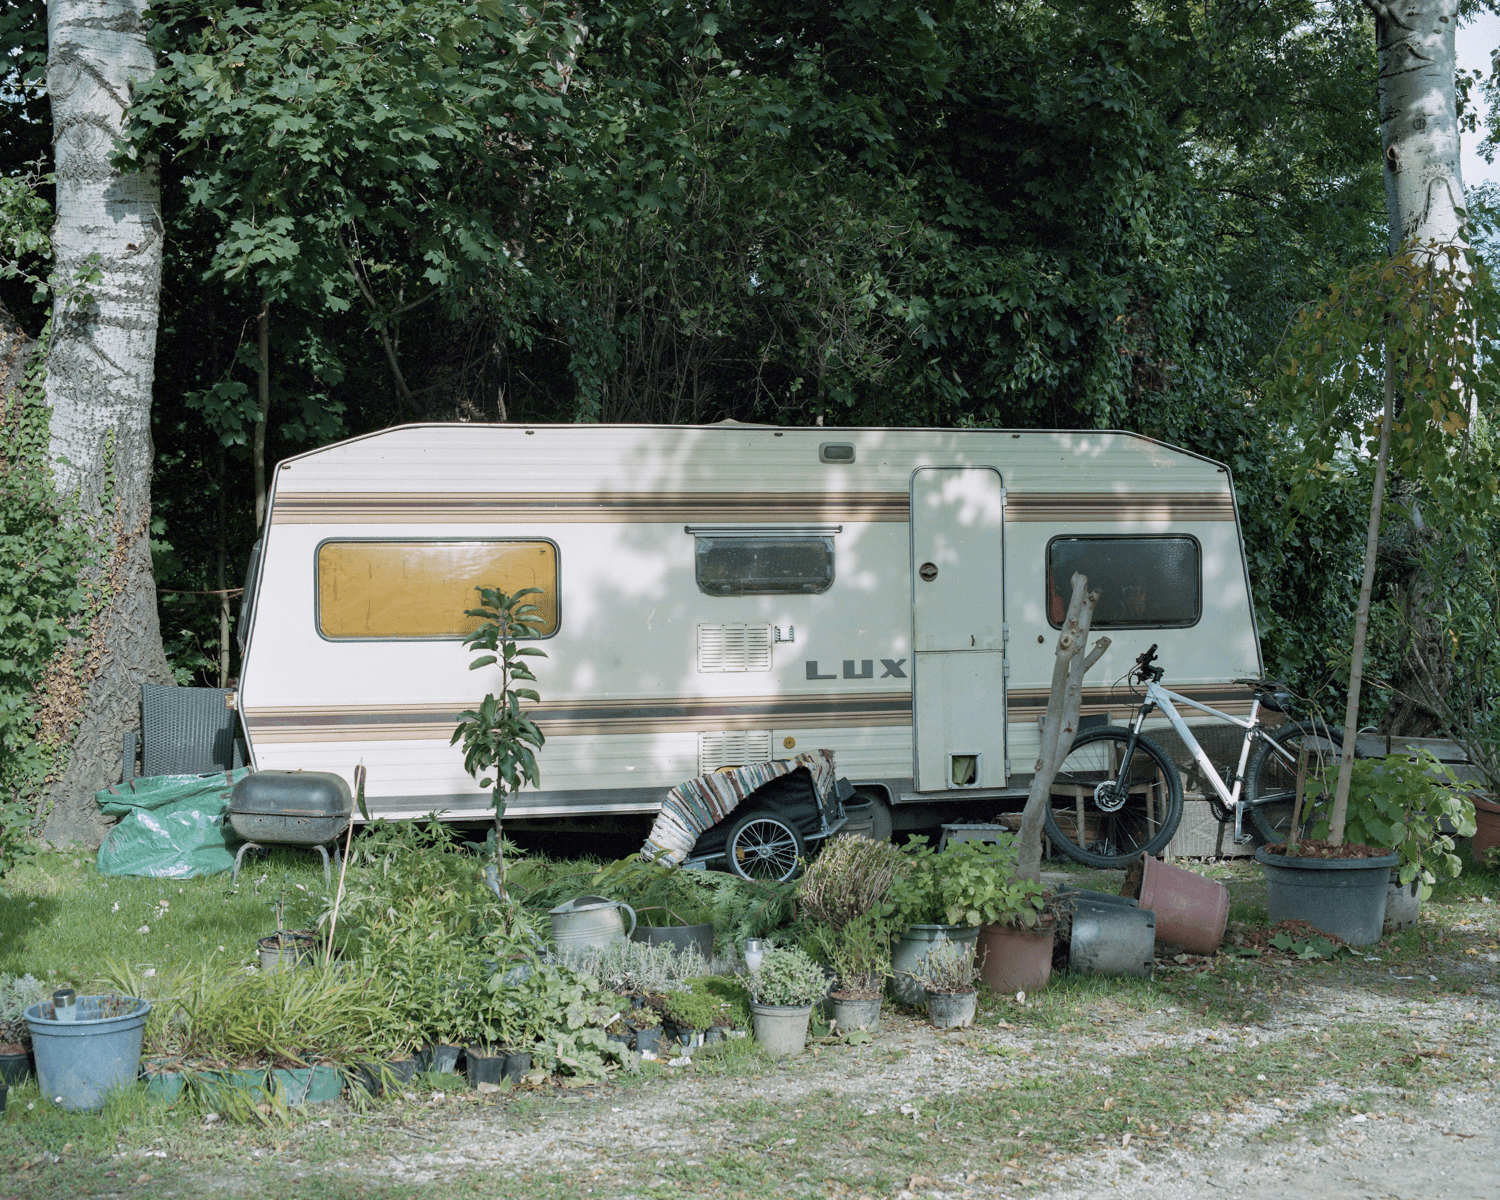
[1328,1,1467,842]
[41,0,170,846]
[1367,0,1466,256]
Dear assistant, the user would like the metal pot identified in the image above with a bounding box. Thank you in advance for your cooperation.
[548,895,637,954]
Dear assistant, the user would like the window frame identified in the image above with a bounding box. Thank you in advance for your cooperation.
[1044,533,1202,630]
[686,524,840,598]
[313,536,562,642]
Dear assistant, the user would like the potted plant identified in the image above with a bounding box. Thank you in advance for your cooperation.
[0,974,45,1087]
[805,915,891,1033]
[938,835,1056,994]
[1308,751,1476,930]
[881,838,980,1005]
[627,1004,663,1055]
[911,936,980,1030]
[746,946,827,1056]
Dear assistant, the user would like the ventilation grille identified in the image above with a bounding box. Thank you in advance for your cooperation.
[698,731,773,776]
[697,623,773,672]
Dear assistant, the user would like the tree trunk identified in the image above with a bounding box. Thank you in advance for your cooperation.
[41,0,170,847]
[1367,0,1465,256]
[1016,574,1109,883]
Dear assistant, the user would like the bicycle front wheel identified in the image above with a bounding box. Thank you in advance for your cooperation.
[1243,721,1344,845]
[1042,726,1184,869]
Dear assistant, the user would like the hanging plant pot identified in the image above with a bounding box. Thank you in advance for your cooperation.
[25,995,150,1112]
[831,995,882,1034]
[750,1002,814,1056]
[1384,878,1421,932]
[1256,845,1399,946]
[925,990,977,1030]
[890,925,979,1007]
[1471,794,1500,863]
[1121,854,1229,954]
[976,917,1056,994]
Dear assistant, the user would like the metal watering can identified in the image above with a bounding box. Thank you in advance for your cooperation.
[548,895,637,953]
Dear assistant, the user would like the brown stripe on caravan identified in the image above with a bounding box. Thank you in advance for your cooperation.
[270,491,911,525]
[1006,492,1235,522]
[1006,685,1255,717]
[244,691,915,743]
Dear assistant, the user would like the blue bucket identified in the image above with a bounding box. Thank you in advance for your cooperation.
[25,995,151,1111]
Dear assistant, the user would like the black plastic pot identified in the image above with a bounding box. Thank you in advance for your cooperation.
[1256,846,1399,947]
[631,923,715,960]
[633,1026,662,1055]
[465,1046,507,1088]
[0,1051,29,1087]
[421,1044,463,1074]
[1067,898,1156,978]
[501,1052,532,1082]
[385,1055,420,1086]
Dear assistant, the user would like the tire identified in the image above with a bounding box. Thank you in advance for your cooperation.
[1243,721,1345,845]
[1042,726,1185,869]
[724,810,806,883]
[852,790,893,843]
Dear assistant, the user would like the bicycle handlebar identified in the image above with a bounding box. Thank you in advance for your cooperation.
[1134,643,1164,683]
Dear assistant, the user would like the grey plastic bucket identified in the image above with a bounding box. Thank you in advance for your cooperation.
[1068,899,1156,977]
[25,995,150,1111]
[1256,847,1398,946]
[889,925,978,1007]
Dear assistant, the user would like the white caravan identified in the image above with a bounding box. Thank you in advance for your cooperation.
[237,423,1262,830]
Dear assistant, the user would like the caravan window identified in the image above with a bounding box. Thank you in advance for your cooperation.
[1046,536,1200,629]
[316,540,558,639]
[694,536,835,596]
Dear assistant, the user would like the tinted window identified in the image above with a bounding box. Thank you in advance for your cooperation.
[695,536,834,596]
[317,540,558,639]
[1047,536,1200,628]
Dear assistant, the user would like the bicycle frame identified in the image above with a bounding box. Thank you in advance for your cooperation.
[1125,679,1286,844]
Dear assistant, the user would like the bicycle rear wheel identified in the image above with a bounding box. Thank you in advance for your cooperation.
[1042,727,1184,869]
[1243,721,1344,845]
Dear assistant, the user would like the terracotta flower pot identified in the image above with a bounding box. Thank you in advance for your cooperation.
[1471,794,1500,864]
[975,917,1055,994]
[1122,854,1229,954]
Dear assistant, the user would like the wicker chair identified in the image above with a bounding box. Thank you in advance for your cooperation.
[122,684,245,781]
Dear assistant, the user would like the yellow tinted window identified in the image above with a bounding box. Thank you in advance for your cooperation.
[317,541,558,639]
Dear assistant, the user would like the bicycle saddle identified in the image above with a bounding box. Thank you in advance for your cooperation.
[1232,678,1292,713]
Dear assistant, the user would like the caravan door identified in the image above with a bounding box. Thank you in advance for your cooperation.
[910,466,1007,792]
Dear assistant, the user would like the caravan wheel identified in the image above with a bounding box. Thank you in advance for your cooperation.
[724,811,805,883]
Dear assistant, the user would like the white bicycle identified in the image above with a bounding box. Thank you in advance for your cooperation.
[1043,644,1347,869]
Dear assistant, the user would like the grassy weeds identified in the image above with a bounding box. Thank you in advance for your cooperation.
[0,848,335,983]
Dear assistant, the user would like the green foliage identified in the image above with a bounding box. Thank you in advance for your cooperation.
[938,835,1048,930]
[560,938,711,998]
[451,586,548,841]
[485,960,614,1077]
[803,913,892,998]
[1298,753,1477,897]
[746,944,826,1008]
[0,324,93,870]
[882,835,1045,930]
[661,976,750,1030]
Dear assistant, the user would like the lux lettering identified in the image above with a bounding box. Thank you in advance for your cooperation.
[806,659,906,680]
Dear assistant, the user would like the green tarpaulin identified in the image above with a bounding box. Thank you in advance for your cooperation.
[95,769,251,879]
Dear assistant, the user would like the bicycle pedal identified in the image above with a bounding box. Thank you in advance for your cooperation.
[1232,834,1255,845]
